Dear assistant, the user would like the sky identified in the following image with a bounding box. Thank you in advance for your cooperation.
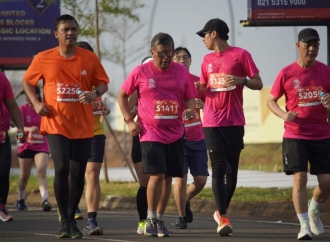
[92,0,328,95]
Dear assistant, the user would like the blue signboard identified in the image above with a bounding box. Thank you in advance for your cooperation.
[0,0,60,69]
[248,0,330,21]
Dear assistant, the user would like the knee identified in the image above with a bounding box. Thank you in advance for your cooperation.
[293,173,308,189]
[194,176,207,188]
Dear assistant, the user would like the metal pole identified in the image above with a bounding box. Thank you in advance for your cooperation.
[147,0,159,53]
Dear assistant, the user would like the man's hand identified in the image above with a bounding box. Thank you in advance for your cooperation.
[128,121,141,136]
[282,111,298,121]
[34,102,52,116]
[79,91,98,105]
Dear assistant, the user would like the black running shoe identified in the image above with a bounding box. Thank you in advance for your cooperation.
[69,218,83,239]
[57,219,71,238]
[185,201,193,223]
[175,216,188,229]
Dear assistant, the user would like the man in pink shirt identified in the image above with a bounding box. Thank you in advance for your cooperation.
[196,18,263,236]
[117,32,197,237]
[267,28,330,240]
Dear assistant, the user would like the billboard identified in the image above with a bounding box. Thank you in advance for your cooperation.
[248,0,330,21]
[0,0,60,69]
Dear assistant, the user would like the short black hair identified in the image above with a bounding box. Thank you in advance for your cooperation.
[151,32,174,49]
[76,41,94,52]
[173,47,191,59]
[54,14,78,31]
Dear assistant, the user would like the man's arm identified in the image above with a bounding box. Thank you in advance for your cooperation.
[267,93,297,121]
[4,98,26,142]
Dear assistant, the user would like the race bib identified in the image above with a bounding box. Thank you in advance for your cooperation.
[297,86,323,107]
[56,83,81,102]
[183,109,202,128]
[155,100,179,119]
[209,73,236,92]
[27,132,44,144]
[93,97,103,115]
[0,131,6,143]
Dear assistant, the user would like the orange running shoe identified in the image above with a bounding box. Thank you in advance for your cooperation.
[213,211,233,236]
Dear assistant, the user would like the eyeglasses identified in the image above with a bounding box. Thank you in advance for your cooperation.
[156,51,174,58]
[174,55,190,61]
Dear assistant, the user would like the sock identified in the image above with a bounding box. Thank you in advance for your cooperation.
[136,186,148,221]
[18,190,25,200]
[157,213,164,221]
[40,189,48,202]
[147,210,156,219]
[308,198,321,213]
[0,203,5,210]
[88,212,97,219]
[297,213,309,227]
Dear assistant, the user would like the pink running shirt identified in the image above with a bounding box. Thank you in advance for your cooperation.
[0,73,14,143]
[121,61,198,144]
[184,73,205,141]
[18,104,49,153]
[200,46,259,127]
[270,61,330,140]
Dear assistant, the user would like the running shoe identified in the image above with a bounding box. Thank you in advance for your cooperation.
[308,210,324,235]
[175,216,188,229]
[69,218,83,238]
[84,218,103,235]
[144,217,158,237]
[0,208,13,222]
[137,219,146,234]
[297,224,312,240]
[42,200,52,212]
[74,207,83,220]
[16,199,28,211]
[157,219,170,237]
[57,219,71,239]
[185,201,193,223]
[213,211,233,236]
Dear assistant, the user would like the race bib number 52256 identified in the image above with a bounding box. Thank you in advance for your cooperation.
[57,83,81,102]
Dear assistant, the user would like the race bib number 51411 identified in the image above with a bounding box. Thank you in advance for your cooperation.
[155,100,179,119]
[57,83,81,102]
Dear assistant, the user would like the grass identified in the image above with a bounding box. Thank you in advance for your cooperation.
[9,175,314,203]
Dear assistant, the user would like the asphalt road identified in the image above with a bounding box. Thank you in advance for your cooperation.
[1,207,330,242]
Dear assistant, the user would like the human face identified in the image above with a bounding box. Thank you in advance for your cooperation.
[150,44,174,70]
[173,50,191,70]
[54,20,78,47]
[297,39,319,63]
[202,31,214,50]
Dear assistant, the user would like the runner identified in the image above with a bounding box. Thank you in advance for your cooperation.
[196,18,263,236]
[117,32,197,237]
[172,47,208,229]
[22,14,109,239]
[0,70,26,222]
[267,28,330,240]
[16,86,51,212]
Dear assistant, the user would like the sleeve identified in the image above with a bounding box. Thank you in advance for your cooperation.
[121,66,140,96]
[199,58,208,86]
[2,74,14,100]
[91,54,110,86]
[184,70,198,100]
[270,70,285,99]
[240,49,260,78]
[23,54,44,86]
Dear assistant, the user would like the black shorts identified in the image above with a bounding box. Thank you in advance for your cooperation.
[282,138,330,175]
[17,149,49,159]
[131,135,142,164]
[89,134,106,163]
[140,138,184,178]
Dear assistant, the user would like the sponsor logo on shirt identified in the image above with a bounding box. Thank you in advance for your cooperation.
[293,79,300,89]
[207,63,212,73]
[81,70,87,75]
[27,115,31,123]
[149,79,156,88]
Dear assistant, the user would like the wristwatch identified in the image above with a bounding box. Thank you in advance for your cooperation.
[243,77,248,86]
[94,89,100,97]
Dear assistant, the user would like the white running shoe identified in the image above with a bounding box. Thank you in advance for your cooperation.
[308,210,324,235]
[297,224,312,240]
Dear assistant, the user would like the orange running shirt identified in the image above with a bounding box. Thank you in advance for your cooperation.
[23,47,110,139]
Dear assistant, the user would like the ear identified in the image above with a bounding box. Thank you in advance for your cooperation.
[149,49,154,58]
[211,30,217,38]
[54,30,58,39]
[295,42,299,49]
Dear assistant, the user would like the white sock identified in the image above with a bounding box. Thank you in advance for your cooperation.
[308,198,321,213]
[147,210,156,219]
[157,213,164,221]
[18,190,25,200]
[40,189,48,202]
[297,213,309,227]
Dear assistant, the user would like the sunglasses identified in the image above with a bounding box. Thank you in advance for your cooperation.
[156,51,174,58]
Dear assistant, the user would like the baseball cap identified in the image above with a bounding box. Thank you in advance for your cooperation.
[21,86,40,95]
[298,28,320,43]
[196,18,229,38]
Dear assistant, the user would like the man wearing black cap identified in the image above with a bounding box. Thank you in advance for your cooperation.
[196,18,263,236]
[267,28,330,240]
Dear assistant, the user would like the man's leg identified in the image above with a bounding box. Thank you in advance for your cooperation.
[174,175,188,217]
[34,152,51,211]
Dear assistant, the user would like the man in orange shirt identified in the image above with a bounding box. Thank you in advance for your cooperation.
[22,14,109,239]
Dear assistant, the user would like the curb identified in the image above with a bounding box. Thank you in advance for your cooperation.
[7,193,330,224]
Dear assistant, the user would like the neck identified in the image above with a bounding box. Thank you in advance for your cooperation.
[297,58,316,68]
[58,45,76,58]
[213,40,230,53]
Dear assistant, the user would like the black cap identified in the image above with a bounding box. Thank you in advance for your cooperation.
[196,18,229,38]
[298,28,320,43]
[21,86,40,95]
